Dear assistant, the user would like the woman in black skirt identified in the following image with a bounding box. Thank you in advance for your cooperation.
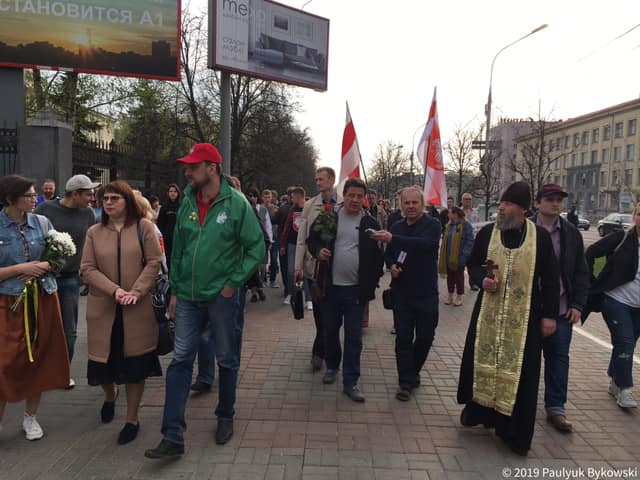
[80,180,163,445]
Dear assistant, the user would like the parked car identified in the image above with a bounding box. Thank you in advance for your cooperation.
[597,213,632,237]
[559,212,590,230]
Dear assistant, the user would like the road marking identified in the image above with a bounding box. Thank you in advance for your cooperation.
[574,326,640,365]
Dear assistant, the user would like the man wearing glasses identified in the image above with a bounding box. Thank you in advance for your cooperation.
[35,174,99,388]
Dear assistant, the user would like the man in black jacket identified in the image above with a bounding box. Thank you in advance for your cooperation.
[310,178,383,402]
[373,186,441,401]
[533,184,590,432]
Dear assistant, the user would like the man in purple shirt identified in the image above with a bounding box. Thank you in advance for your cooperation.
[534,184,590,432]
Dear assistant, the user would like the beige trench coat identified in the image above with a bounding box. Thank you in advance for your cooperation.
[80,218,162,362]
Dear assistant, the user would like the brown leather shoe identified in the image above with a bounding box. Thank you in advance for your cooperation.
[547,415,572,433]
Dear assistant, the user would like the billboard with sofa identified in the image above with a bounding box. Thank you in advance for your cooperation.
[210,0,329,91]
[0,0,180,80]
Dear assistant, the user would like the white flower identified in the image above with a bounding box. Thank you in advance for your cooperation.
[46,230,76,256]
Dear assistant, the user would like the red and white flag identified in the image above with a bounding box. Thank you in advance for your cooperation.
[338,102,362,195]
[416,87,447,207]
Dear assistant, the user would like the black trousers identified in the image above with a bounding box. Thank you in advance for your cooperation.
[312,299,324,359]
[392,294,439,387]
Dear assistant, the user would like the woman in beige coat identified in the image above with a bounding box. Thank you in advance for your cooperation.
[80,180,162,445]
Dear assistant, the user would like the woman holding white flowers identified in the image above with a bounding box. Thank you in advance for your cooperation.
[81,180,162,445]
[0,175,70,441]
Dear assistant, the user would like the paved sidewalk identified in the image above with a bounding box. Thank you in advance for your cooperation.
[1,275,639,480]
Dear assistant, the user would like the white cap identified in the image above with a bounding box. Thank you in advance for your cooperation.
[65,174,100,193]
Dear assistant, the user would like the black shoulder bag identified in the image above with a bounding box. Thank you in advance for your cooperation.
[136,221,174,355]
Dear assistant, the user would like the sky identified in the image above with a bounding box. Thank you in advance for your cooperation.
[0,0,178,55]
[199,0,640,176]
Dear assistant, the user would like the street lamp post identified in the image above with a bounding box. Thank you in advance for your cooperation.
[484,24,548,187]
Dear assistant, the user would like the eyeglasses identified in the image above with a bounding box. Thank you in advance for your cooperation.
[22,193,38,199]
[248,194,258,198]
[103,195,124,203]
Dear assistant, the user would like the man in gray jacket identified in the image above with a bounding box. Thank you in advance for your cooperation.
[295,167,338,371]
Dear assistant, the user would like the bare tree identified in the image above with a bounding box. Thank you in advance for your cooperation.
[444,124,482,204]
[478,139,502,220]
[367,141,410,199]
[509,107,563,197]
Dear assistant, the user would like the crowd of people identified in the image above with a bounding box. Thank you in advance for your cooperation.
[0,142,638,459]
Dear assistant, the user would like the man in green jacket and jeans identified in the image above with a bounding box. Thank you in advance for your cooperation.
[145,143,264,459]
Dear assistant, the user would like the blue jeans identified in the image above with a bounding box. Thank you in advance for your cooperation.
[542,314,573,416]
[195,285,248,385]
[601,296,640,389]
[161,294,239,445]
[269,238,279,283]
[322,285,365,387]
[57,272,80,362]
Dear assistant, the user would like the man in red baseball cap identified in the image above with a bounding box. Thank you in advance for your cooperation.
[177,143,223,165]
[146,143,265,459]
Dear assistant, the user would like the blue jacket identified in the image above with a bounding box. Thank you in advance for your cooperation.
[384,214,441,298]
[0,210,57,295]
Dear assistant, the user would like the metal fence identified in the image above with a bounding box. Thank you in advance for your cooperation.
[0,127,18,176]
[72,140,177,193]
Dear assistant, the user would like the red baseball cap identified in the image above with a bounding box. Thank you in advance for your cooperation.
[177,143,223,164]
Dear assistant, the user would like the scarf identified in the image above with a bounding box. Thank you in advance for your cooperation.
[438,222,463,274]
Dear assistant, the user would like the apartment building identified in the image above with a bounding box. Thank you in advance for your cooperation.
[513,98,640,217]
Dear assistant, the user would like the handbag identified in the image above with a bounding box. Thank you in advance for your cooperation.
[382,288,394,310]
[291,281,305,320]
[137,221,174,355]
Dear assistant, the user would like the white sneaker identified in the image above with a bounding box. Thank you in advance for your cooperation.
[270,281,280,288]
[22,414,44,441]
[64,378,75,390]
[306,301,313,311]
[283,295,291,305]
[608,379,619,397]
[616,388,638,409]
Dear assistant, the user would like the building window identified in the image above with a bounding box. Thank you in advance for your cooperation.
[599,192,606,208]
[628,119,637,136]
[591,150,598,164]
[554,175,560,185]
[601,171,608,187]
[571,153,576,167]
[626,144,635,161]
[602,148,610,163]
[592,128,600,143]
[604,125,611,140]
[582,131,589,145]
[581,152,587,165]
[573,133,580,147]
[613,170,619,185]
[625,169,633,186]
[615,122,624,138]
[564,136,570,149]
[556,138,562,150]
[614,146,622,162]
[637,168,640,186]
[562,175,567,187]
[554,158,559,170]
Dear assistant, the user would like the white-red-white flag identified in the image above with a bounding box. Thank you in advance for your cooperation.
[338,102,362,194]
[416,87,447,207]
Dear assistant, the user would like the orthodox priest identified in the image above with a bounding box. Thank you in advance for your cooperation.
[457,181,560,456]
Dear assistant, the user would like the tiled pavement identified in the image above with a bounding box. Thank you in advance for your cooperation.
[1,274,639,480]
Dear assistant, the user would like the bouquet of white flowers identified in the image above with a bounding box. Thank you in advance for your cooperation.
[42,230,76,269]
[10,230,76,312]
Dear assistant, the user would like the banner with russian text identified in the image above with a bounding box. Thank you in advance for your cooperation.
[0,0,180,80]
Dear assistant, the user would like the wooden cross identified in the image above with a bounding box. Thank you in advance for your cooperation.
[483,259,499,279]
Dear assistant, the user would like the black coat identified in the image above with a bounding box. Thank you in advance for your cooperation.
[583,229,638,317]
[532,215,590,312]
[307,208,384,304]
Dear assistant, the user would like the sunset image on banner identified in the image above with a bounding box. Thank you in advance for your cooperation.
[0,0,180,80]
